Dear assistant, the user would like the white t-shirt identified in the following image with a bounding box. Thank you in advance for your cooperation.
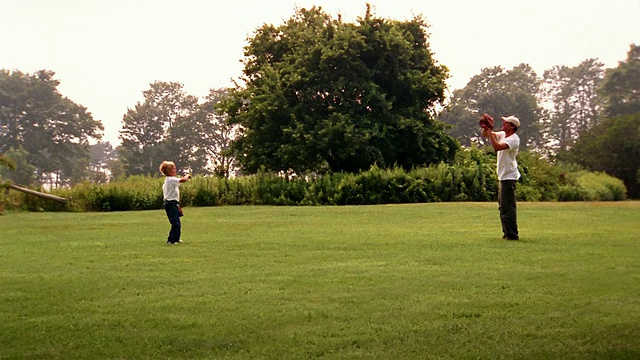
[163,177,181,201]
[496,131,521,181]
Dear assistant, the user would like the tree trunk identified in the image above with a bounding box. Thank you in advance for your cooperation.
[8,184,67,204]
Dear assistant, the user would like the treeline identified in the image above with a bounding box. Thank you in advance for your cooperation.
[1,6,639,203]
[9,148,625,212]
[438,46,640,198]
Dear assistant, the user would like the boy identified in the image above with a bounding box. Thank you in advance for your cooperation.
[159,161,191,244]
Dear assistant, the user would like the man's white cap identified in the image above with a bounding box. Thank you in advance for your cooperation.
[501,116,520,128]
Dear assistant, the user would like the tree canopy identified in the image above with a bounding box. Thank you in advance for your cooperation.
[558,44,640,198]
[119,81,202,176]
[201,88,238,178]
[119,82,235,177]
[599,44,640,118]
[221,6,458,174]
[542,59,604,153]
[0,69,103,186]
[560,112,640,198]
[438,64,543,151]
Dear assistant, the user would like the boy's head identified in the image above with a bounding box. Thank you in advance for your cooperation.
[159,161,176,176]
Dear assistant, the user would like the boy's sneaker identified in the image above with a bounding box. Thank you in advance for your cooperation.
[177,239,184,243]
[166,241,177,245]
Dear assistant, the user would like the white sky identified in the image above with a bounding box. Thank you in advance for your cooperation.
[2,0,639,145]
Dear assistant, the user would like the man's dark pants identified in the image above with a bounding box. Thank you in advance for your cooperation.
[498,180,519,240]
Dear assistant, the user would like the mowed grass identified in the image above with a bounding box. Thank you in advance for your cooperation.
[1,202,640,359]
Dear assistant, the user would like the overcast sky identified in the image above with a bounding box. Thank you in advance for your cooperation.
[2,0,639,145]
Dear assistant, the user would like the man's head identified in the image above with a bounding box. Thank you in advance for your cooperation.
[501,116,520,133]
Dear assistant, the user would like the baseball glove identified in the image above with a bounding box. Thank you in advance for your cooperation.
[478,113,494,130]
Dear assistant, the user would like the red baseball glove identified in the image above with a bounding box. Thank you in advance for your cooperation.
[478,113,494,130]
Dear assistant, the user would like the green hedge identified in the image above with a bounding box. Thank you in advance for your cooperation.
[557,171,627,201]
[9,148,628,212]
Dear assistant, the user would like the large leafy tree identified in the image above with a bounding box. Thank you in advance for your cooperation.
[560,112,640,198]
[222,6,458,174]
[119,81,206,176]
[438,64,543,151]
[599,44,640,118]
[0,147,36,185]
[201,88,238,178]
[542,59,604,153]
[561,44,640,199]
[0,69,103,186]
[88,141,116,184]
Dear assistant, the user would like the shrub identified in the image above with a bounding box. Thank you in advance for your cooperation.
[22,149,627,212]
[558,171,627,201]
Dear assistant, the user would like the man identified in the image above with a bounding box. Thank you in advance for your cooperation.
[482,116,521,240]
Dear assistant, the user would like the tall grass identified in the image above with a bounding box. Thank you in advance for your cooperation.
[2,202,640,359]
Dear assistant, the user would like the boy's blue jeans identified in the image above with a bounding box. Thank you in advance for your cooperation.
[164,200,181,243]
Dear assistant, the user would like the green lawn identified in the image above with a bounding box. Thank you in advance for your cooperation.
[2,202,639,359]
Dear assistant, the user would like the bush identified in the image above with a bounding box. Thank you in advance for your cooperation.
[558,171,627,201]
[517,152,563,201]
[21,149,626,212]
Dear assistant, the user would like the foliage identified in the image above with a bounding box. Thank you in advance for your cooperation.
[107,157,126,180]
[557,171,627,201]
[336,147,498,204]
[7,149,621,212]
[438,64,544,151]
[0,69,103,187]
[222,5,458,174]
[0,148,38,210]
[200,88,239,177]
[119,81,202,176]
[49,176,164,212]
[541,59,604,153]
[119,83,237,177]
[560,112,640,198]
[88,141,116,184]
[600,44,640,118]
[0,154,16,170]
[0,150,21,180]
[0,153,17,214]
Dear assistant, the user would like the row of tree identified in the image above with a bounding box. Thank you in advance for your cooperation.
[115,6,458,178]
[1,6,639,197]
[0,70,103,186]
[438,44,640,197]
[439,50,638,155]
[119,84,236,178]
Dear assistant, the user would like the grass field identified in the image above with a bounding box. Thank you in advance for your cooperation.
[2,202,640,359]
